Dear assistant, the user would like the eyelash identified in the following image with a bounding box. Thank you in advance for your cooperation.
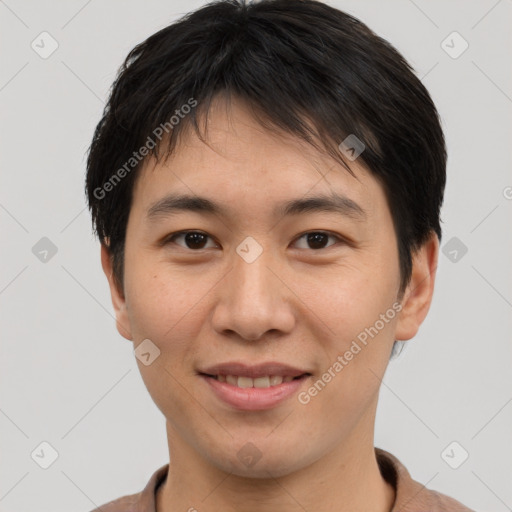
[163,230,346,251]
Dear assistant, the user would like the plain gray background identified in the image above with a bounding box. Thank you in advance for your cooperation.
[1,0,511,510]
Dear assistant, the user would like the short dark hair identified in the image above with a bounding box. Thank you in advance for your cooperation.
[86,0,446,303]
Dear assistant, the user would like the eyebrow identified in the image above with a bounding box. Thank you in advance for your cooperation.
[146,192,367,222]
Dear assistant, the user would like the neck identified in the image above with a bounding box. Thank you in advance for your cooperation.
[156,424,395,512]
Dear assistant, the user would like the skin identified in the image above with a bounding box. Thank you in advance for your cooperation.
[101,94,439,512]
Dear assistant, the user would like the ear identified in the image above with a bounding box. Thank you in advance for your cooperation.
[395,232,439,341]
[100,243,133,341]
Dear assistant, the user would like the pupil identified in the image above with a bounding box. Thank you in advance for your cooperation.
[186,232,207,249]
[183,232,328,250]
[308,232,327,249]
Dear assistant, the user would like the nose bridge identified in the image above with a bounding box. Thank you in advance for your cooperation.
[233,246,275,311]
[212,240,295,340]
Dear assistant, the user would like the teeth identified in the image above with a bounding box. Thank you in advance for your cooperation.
[269,375,283,386]
[226,375,238,386]
[254,376,270,388]
[237,376,253,388]
[215,375,303,388]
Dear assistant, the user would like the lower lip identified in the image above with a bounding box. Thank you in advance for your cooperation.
[201,374,310,411]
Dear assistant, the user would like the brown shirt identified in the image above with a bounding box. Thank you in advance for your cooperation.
[91,448,475,511]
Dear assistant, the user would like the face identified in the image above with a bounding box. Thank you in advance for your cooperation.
[103,95,438,478]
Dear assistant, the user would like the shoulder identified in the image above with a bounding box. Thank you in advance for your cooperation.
[375,448,476,512]
[89,464,169,512]
[90,494,141,512]
[426,488,478,512]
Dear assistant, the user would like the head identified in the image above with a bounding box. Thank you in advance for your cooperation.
[86,0,445,477]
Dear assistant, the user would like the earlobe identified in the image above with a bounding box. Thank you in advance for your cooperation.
[100,244,133,341]
[394,232,439,341]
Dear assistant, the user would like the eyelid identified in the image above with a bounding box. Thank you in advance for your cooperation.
[292,230,346,249]
[162,229,348,251]
[161,230,218,248]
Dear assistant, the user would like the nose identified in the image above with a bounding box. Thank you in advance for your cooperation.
[211,246,296,342]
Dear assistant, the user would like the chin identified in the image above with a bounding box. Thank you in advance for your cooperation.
[223,456,305,479]
[205,439,316,479]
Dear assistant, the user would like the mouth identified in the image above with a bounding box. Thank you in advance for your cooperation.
[197,362,312,410]
[199,373,310,388]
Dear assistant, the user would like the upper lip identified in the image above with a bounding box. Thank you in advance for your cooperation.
[198,362,311,378]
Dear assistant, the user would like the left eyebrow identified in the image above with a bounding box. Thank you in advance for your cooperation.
[275,193,367,221]
[147,194,224,220]
[146,192,367,222]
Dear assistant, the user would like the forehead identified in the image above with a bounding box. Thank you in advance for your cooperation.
[131,96,386,224]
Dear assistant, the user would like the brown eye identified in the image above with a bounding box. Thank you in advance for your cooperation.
[164,230,343,251]
[293,231,341,250]
[166,231,217,250]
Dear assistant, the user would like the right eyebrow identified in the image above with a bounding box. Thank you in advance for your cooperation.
[146,191,367,223]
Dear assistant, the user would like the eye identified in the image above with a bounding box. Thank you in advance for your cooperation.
[163,230,345,251]
[164,231,218,250]
[292,231,343,250]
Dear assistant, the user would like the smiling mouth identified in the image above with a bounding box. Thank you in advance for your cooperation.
[200,373,311,388]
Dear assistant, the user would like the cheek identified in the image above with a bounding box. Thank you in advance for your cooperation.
[294,259,399,412]
[297,313,396,443]
[123,262,208,417]
[123,256,206,342]
[295,258,399,343]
